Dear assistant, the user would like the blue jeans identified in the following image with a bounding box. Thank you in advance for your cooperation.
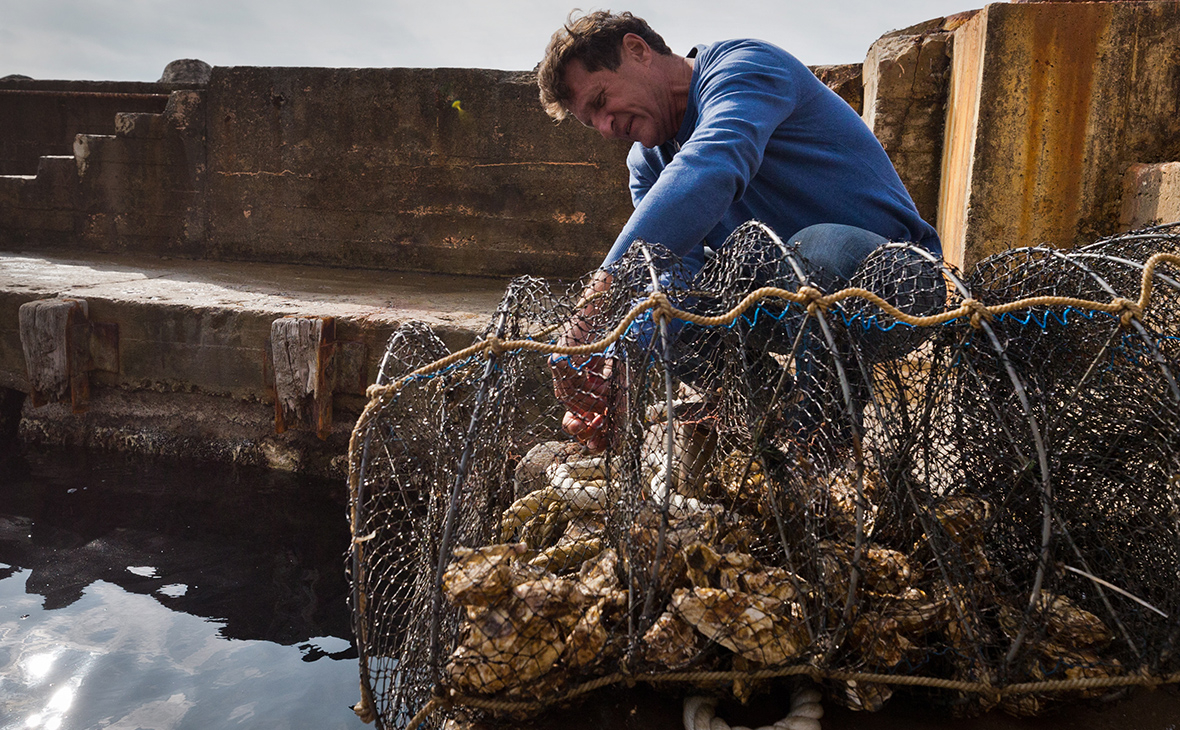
[671,222,945,433]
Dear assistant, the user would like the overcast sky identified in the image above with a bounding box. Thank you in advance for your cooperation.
[1,0,984,82]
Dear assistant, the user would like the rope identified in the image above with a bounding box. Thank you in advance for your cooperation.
[962,298,991,329]
[384,666,1180,726]
[360,252,1180,402]
[684,684,824,730]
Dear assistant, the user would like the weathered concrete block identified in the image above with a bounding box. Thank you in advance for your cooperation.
[810,64,863,115]
[114,111,171,139]
[159,59,213,86]
[938,1,1180,270]
[1122,162,1180,229]
[862,15,965,230]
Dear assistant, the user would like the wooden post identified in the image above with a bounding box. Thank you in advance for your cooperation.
[18,298,90,412]
[271,316,336,440]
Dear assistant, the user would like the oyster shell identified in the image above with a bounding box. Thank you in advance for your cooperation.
[825,466,883,537]
[562,600,610,670]
[512,575,586,616]
[575,548,620,596]
[934,494,993,546]
[446,597,564,695]
[877,587,946,634]
[998,592,1112,649]
[443,543,531,606]
[529,535,604,573]
[718,450,766,501]
[671,586,809,665]
[817,541,918,596]
[850,612,918,668]
[642,610,701,668]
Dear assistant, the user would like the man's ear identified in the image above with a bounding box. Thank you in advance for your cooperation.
[621,33,652,65]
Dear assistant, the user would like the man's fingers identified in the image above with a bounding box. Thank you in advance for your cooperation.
[562,410,586,436]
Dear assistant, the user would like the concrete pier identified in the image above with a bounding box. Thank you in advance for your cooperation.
[0,249,509,473]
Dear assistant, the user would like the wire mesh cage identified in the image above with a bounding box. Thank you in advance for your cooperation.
[348,221,1180,728]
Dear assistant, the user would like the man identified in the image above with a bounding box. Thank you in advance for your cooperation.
[537,10,941,451]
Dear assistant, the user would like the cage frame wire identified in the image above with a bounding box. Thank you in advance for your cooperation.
[348,221,1180,730]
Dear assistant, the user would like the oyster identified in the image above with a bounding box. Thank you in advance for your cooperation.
[741,565,811,611]
[718,450,767,501]
[443,543,531,606]
[849,612,918,668]
[530,536,604,573]
[575,548,620,594]
[878,587,946,634]
[817,541,918,596]
[446,597,564,695]
[683,542,757,590]
[683,542,809,612]
[825,466,883,537]
[998,592,1112,650]
[512,575,585,617]
[934,494,993,546]
[671,586,809,665]
[562,600,611,669]
[642,610,701,668]
[1042,594,1112,649]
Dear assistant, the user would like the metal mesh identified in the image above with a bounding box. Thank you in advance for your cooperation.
[349,222,1180,728]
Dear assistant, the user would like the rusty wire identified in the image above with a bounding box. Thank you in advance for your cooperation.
[349,222,1180,728]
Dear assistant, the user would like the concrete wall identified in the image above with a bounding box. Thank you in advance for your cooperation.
[1,63,920,282]
[0,67,633,281]
[0,79,173,175]
[0,87,208,256]
[203,66,632,278]
[938,1,1180,269]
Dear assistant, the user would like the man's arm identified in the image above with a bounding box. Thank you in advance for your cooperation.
[603,41,800,274]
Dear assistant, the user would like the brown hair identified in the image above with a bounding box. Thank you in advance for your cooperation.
[537,10,672,121]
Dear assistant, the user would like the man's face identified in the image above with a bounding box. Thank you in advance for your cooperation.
[563,36,678,148]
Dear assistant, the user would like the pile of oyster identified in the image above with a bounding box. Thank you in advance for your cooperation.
[441,436,1119,717]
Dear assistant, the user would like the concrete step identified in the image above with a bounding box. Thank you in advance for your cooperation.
[0,250,515,473]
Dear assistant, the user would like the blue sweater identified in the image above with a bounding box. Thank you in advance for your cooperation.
[603,39,940,276]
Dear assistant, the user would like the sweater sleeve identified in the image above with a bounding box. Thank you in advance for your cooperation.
[603,42,801,272]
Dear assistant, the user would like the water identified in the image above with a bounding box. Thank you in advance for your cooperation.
[0,448,367,730]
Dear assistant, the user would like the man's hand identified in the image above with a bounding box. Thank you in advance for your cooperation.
[551,353,616,452]
[551,269,617,452]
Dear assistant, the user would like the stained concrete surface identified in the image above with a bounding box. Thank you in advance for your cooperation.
[0,248,514,395]
[0,250,521,472]
[0,250,511,332]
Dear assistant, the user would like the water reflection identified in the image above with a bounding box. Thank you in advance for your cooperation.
[0,448,364,729]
